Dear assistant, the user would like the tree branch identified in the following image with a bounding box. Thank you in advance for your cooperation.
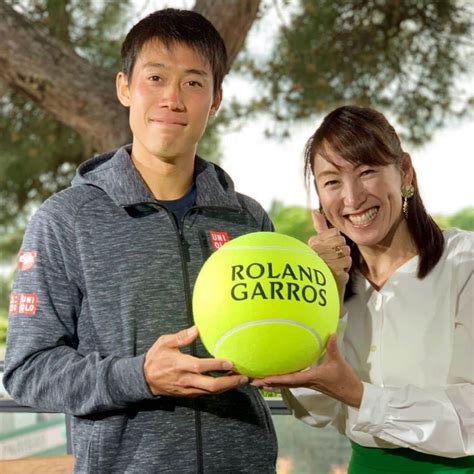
[194,0,261,69]
[0,0,261,151]
[0,1,130,151]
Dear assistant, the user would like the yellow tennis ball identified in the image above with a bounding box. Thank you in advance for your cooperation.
[193,231,339,378]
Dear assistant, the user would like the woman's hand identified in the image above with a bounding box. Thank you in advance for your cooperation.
[251,335,363,408]
[309,210,351,313]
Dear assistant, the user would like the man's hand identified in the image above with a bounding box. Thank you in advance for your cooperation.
[251,335,363,408]
[144,326,248,397]
[308,210,351,313]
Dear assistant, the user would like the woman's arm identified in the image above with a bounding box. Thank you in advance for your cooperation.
[349,269,474,457]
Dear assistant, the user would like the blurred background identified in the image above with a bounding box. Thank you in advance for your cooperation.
[0,0,473,472]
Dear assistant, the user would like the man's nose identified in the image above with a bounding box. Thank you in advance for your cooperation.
[160,83,185,111]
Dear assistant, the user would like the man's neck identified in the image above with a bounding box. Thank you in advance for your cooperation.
[130,146,195,201]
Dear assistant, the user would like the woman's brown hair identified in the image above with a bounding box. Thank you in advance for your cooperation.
[304,105,444,298]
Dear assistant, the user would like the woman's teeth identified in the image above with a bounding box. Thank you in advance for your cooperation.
[348,207,378,225]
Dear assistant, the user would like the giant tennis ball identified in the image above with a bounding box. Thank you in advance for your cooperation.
[192,232,339,378]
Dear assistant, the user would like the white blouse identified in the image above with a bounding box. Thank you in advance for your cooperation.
[283,228,474,458]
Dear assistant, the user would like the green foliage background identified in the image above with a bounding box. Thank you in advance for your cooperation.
[236,0,473,143]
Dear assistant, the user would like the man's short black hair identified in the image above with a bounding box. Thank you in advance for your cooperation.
[121,8,227,94]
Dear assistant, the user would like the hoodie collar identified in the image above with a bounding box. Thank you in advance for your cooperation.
[72,145,242,210]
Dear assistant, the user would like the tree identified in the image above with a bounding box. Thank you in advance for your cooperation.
[0,0,260,254]
[236,0,473,143]
[0,0,472,256]
[269,202,474,243]
[435,206,474,231]
[0,0,260,151]
[268,200,315,243]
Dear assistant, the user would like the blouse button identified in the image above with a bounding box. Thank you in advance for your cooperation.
[374,294,383,310]
[370,345,377,352]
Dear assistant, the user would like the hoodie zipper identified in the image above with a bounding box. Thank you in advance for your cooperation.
[175,205,250,474]
[134,203,203,473]
[128,203,250,474]
[174,210,203,474]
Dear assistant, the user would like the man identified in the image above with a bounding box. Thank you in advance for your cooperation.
[3,9,277,473]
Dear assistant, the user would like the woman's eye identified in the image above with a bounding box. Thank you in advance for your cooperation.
[324,180,339,187]
[149,75,161,81]
[361,169,375,176]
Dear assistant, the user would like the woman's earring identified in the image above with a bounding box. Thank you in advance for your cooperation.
[401,184,415,219]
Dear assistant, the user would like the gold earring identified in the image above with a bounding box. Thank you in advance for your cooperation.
[401,184,414,219]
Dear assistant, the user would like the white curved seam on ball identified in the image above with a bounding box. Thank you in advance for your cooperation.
[213,319,323,354]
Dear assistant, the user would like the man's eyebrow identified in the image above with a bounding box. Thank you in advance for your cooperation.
[142,62,209,77]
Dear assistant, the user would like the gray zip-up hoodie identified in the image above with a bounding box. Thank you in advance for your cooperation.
[3,146,278,473]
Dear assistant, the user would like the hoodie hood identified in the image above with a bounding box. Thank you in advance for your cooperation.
[72,145,242,210]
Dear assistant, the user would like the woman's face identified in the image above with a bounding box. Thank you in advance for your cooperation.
[313,148,413,249]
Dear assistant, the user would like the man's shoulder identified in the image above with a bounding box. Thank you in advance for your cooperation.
[235,191,266,214]
[36,183,105,225]
[235,192,273,231]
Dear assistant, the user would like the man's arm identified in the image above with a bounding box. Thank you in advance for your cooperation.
[3,204,246,416]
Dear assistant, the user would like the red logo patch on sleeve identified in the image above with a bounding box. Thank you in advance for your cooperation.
[208,231,230,251]
[18,251,37,271]
[9,293,38,316]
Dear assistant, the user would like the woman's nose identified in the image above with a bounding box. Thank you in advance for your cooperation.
[343,180,366,209]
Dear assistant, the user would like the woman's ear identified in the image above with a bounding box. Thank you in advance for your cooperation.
[401,152,414,185]
[116,72,131,107]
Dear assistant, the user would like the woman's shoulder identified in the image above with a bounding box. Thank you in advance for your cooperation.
[442,227,474,261]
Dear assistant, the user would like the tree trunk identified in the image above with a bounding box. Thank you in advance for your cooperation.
[0,0,261,152]
[0,1,129,151]
[194,0,261,69]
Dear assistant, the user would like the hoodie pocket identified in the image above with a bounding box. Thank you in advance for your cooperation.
[251,388,278,460]
[84,420,101,473]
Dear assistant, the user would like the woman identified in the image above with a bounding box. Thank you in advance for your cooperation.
[252,106,474,473]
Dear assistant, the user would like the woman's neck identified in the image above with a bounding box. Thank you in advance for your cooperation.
[358,219,417,289]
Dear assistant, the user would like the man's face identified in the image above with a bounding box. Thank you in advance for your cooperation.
[117,40,221,163]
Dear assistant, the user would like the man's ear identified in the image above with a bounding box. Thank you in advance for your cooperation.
[401,152,414,185]
[116,72,131,107]
[209,88,223,117]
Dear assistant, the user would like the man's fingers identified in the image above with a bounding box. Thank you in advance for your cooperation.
[189,373,248,394]
[311,209,329,234]
[189,356,234,374]
[161,326,199,349]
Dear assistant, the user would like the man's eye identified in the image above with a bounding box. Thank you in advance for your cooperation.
[361,169,375,176]
[187,80,202,87]
[149,75,161,81]
[324,180,339,187]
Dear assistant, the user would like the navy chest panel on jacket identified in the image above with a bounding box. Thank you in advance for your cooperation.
[74,197,261,357]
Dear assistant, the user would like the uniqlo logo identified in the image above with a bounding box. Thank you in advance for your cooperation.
[9,293,38,316]
[208,231,230,251]
[18,251,37,271]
